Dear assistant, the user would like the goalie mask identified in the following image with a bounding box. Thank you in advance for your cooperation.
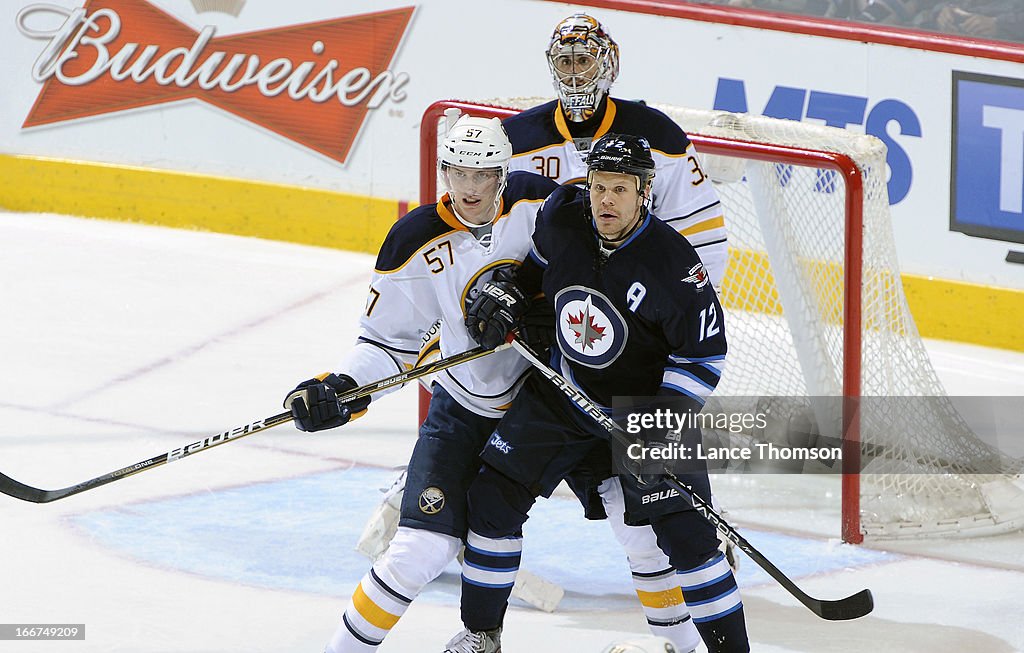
[438,111,513,226]
[546,13,620,123]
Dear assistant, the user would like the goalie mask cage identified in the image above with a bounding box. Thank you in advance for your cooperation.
[418,99,1024,544]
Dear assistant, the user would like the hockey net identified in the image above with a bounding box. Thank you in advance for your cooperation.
[419,99,1024,543]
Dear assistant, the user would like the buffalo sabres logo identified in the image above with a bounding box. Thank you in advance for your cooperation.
[682,263,709,290]
[554,286,628,368]
[418,487,445,515]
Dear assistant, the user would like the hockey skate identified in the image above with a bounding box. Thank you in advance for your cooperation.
[442,627,501,653]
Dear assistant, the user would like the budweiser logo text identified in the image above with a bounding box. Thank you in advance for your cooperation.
[17,1,415,163]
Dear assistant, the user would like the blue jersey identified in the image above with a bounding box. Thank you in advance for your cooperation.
[519,184,727,408]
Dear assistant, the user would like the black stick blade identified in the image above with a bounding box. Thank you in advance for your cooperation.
[814,588,874,621]
[0,471,53,503]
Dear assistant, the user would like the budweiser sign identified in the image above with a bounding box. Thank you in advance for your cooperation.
[16,1,414,163]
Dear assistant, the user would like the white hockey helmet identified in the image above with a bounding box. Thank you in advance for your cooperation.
[439,110,513,171]
[546,13,620,123]
[438,109,512,225]
[599,636,678,653]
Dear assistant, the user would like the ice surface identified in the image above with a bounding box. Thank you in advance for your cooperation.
[1,212,1022,652]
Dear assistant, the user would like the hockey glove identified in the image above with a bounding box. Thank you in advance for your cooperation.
[465,268,530,350]
[285,373,370,432]
[517,297,556,352]
[624,390,704,486]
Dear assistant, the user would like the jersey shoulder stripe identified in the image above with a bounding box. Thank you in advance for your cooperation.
[502,100,561,155]
[374,205,454,273]
[609,98,691,155]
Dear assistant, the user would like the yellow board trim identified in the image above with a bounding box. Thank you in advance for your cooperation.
[722,247,1024,352]
[902,273,1024,352]
[1,154,1020,352]
[0,153,403,255]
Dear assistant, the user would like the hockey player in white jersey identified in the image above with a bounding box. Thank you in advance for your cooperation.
[284,114,556,653]
[503,13,729,286]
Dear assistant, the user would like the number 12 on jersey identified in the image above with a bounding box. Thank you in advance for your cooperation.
[698,304,720,341]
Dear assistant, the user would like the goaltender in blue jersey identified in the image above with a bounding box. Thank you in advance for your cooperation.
[503,13,729,287]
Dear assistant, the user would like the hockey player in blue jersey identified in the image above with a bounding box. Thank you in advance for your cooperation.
[500,14,735,652]
[452,134,751,653]
[503,13,729,286]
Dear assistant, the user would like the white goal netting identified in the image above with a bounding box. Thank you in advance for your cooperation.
[426,98,1024,540]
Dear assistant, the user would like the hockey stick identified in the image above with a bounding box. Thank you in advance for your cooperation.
[510,337,874,621]
[0,342,511,504]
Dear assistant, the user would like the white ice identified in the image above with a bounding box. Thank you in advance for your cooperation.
[1,212,1022,653]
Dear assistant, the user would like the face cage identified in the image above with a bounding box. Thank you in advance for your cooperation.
[547,43,614,121]
[439,163,509,225]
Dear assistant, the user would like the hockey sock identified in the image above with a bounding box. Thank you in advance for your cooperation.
[599,476,702,652]
[459,529,523,631]
[328,527,459,653]
[330,564,414,652]
[677,552,750,653]
[632,566,701,652]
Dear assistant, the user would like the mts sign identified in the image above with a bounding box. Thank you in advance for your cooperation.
[714,79,921,204]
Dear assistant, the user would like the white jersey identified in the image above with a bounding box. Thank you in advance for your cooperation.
[503,98,728,286]
[339,171,558,418]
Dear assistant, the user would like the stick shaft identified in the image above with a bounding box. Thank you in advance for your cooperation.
[509,337,872,620]
[0,343,508,503]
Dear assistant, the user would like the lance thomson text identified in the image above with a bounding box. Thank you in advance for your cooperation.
[626,442,844,463]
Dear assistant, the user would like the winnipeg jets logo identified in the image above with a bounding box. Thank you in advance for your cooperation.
[682,263,709,290]
[566,297,607,350]
[554,286,628,369]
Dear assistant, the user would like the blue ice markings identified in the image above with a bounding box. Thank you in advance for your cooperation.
[70,466,899,611]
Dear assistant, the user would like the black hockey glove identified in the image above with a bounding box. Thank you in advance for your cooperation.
[517,297,556,352]
[465,268,530,350]
[622,391,704,486]
[284,373,370,432]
